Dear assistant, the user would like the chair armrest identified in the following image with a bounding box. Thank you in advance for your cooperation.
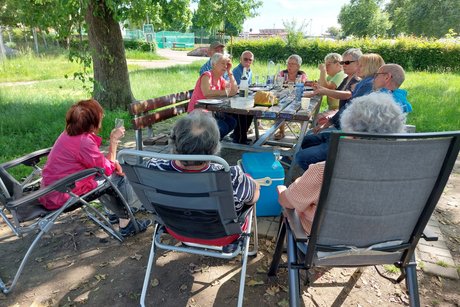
[1,148,51,170]
[7,168,105,209]
[284,208,309,242]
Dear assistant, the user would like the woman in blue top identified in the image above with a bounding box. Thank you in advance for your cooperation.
[295,53,385,171]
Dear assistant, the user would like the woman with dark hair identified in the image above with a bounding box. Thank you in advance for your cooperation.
[40,99,151,237]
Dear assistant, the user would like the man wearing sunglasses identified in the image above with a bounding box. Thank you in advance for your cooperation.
[373,64,412,113]
[231,50,255,144]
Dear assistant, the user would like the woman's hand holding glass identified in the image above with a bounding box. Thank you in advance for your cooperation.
[225,81,232,98]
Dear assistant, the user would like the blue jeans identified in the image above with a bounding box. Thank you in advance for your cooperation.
[215,112,237,139]
[295,132,331,170]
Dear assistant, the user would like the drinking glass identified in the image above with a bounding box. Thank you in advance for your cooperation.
[115,118,124,128]
[272,149,281,169]
[254,75,260,86]
[225,82,232,98]
[288,82,295,98]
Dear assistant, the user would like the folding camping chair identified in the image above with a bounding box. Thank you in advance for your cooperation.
[118,149,258,307]
[268,131,460,307]
[0,148,137,294]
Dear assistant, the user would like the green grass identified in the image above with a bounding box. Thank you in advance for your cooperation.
[125,49,167,60]
[0,53,82,82]
[1,54,459,167]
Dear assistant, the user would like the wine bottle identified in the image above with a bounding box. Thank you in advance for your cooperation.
[239,67,249,98]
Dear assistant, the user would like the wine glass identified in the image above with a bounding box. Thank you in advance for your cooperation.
[225,82,232,99]
[115,118,124,129]
[288,82,295,99]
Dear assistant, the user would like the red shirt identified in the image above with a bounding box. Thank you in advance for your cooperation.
[188,71,226,112]
[39,132,115,210]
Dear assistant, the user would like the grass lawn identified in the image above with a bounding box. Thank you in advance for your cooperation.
[1,55,459,166]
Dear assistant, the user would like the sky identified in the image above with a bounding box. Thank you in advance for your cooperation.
[242,0,351,36]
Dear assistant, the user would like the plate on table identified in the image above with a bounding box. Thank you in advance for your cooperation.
[249,86,269,92]
[197,99,224,104]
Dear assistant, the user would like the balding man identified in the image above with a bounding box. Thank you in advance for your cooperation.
[373,64,412,113]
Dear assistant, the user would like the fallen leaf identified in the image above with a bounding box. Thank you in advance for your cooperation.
[180,284,188,291]
[265,285,279,296]
[277,298,289,307]
[35,257,44,263]
[130,253,142,261]
[211,280,220,286]
[95,274,107,281]
[247,279,264,286]
[151,278,159,287]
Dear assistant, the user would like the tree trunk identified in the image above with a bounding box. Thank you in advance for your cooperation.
[85,0,134,110]
[0,26,6,60]
[32,27,39,53]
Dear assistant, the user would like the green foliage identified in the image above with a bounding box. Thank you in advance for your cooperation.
[338,0,391,37]
[123,40,158,53]
[230,37,460,72]
[283,19,307,48]
[194,0,262,34]
[383,264,400,274]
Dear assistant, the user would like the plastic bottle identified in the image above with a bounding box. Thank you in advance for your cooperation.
[239,67,249,98]
[267,60,275,86]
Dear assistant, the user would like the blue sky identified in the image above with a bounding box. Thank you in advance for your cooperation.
[242,0,351,36]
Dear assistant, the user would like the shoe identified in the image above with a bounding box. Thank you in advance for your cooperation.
[222,242,239,253]
[232,139,252,145]
[120,219,152,237]
[108,213,119,225]
[107,206,139,224]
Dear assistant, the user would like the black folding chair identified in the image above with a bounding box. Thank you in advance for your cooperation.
[0,148,137,294]
[268,131,460,307]
[118,149,258,307]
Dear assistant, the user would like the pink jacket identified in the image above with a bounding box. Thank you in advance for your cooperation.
[39,132,115,210]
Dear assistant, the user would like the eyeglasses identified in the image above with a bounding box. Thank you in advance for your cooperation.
[339,60,356,65]
[243,58,253,62]
[374,72,389,78]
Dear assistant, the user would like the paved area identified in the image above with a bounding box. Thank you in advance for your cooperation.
[127,48,205,69]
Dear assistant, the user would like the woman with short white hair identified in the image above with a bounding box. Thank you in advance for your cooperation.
[278,92,406,234]
[188,53,239,139]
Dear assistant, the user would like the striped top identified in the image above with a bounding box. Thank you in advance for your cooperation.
[146,158,256,215]
[278,162,325,234]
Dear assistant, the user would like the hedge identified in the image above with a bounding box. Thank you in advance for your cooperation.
[123,40,157,53]
[229,37,460,72]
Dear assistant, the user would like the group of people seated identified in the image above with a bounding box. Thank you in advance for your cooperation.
[37,42,413,241]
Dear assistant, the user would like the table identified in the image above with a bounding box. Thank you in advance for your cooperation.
[196,90,322,182]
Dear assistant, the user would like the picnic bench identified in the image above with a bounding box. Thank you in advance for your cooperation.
[129,89,193,151]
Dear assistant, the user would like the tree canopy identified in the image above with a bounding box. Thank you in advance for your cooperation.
[338,0,460,38]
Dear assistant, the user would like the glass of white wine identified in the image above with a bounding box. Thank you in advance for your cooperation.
[225,81,232,99]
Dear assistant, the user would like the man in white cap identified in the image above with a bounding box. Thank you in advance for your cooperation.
[199,41,226,78]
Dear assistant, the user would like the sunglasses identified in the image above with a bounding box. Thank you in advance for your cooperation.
[339,60,356,65]
[243,57,253,62]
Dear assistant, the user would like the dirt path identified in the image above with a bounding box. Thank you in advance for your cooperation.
[1,125,459,306]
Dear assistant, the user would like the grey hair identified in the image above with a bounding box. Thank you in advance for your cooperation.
[210,53,227,66]
[381,63,405,88]
[340,92,406,134]
[342,48,363,61]
[324,53,342,63]
[169,110,221,160]
[287,54,302,66]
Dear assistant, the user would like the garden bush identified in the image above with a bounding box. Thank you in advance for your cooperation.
[123,40,157,53]
[230,37,460,72]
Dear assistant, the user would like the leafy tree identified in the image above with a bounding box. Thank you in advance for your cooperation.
[385,0,409,36]
[326,26,342,38]
[405,0,460,37]
[283,19,307,47]
[193,0,262,35]
[338,0,391,37]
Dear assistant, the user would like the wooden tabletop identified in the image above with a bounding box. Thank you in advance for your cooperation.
[196,91,321,122]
